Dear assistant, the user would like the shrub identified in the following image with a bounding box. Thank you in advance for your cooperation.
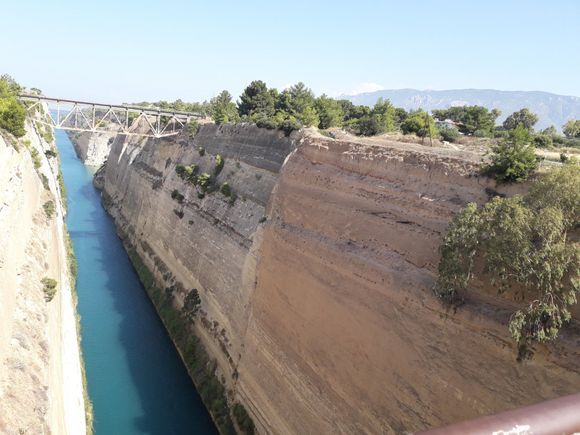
[40,174,50,190]
[187,120,200,138]
[41,277,58,301]
[176,164,198,182]
[436,165,580,359]
[533,134,553,148]
[171,189,185,203]
[30,148,41,169]
[43,200,55,219]
[198,147,205,157]
[439,126,459,142]
[220,182,232,197]
[484,125,538,183]
[214,154,224,175]
[183,289,201,320]
[196,173,211,192]
[45,149,57,158]
[233,403,255,435]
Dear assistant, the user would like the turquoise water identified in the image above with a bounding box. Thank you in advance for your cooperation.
[55,129,217,435]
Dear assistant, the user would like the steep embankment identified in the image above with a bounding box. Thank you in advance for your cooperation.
[96,124,580,434]
[0,122,86,434]
[67,130,115,166]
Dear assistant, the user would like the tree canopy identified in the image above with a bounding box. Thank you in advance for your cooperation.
[432,105,500,136]
[503,108,539,131]
[563,120,580,138]
[0,75,26,137]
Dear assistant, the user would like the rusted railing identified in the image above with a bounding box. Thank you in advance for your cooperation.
[418,393,580,435]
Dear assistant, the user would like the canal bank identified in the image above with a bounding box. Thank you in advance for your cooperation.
[55,128,216,435]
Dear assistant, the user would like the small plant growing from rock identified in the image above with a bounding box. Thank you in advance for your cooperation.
[171,189,185,203]
[41,277,58,302]
[196,173,211,193]
[214,154,224,175]
[220,182,231,197]
[198,147,205,157]
[183,288,201,320]
[187,120,200,138]
[45,149,57,158]
[43,200,55,219]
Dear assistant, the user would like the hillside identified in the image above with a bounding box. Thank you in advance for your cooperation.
[344,89,580,131]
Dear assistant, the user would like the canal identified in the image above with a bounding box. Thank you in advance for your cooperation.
[55,128,217,435]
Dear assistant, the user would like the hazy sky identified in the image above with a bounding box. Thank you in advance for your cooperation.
[1,0,579,103]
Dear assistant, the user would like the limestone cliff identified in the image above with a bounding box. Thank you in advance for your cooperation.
[98,124,580,434]
[0,121,86,434]
[67,130,115,166]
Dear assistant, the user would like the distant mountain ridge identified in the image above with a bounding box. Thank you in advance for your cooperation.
[343,89,580,131]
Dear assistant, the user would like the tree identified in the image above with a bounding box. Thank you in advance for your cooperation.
[315,95,343,129]
[183,288,202,320]
[238,80,276,118]
[209,90,239,124]
[503,108,539,131]
[400,110,437,139]
[432,105,500,136]
[485,125,538,183]
[276,82,318,126]
[436,164,579,359]
[0,75,26,137]
[563,120,580,138]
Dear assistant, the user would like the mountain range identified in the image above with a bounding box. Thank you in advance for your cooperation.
[343,89,580,131]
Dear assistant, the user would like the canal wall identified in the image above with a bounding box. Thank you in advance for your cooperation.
[94,124,580,434]
[67,130,116,167]
[0,118,87,434]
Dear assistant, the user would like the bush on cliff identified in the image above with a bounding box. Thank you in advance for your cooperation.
[0,75,26,138]
[435,164,580,359]
[41,277,58,302]
[484,125,538,183]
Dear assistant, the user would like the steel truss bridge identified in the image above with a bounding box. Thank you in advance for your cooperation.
[18,94,203,138]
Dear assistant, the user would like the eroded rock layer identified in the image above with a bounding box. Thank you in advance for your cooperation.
[99,125,580,434]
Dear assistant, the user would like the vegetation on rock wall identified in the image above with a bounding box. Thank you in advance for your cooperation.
[0,75,26,137]
[436,164,580,359]
[41,277,58,302]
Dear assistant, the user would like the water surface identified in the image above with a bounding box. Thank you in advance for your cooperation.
[56,129,216,435]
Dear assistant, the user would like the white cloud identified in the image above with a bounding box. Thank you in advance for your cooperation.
[350,82,385,95]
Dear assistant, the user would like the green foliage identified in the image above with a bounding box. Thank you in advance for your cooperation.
[171,189,185,203]
[433,106,500,136]
[563,119,580,138]
[40,173,50,190]
[238,80,277,118]
[0,75,26,137]
[187,120,200,138]
[439,126,460,142]
[196,173,211,193]
[209,90,239,124]
[45,149,57,158]
[436,165,580,358]
[503,108,539,131]
[233,403,255,434]
[214,154,224,175]
[198,147,205,156]
[400,110,437,138]
[30,147,41,169]
[315,95,343,129]
[41,277,58,302]
[58,168,67,211]
[176,164,198,183]
[220,182,232,197]
[533,133,553,148]
[484,125,538,183]
[43,200,55,219]
[183,288,201,320]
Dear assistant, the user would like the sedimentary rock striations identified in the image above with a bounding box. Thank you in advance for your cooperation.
[95,124,580,434]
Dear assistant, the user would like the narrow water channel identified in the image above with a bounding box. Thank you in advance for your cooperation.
[55,129,217,435]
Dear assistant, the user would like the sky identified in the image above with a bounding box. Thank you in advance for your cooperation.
[1,0,579,104]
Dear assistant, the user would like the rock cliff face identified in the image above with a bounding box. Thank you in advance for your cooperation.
[67,130,115,166]
[0,122,86,434]
[98,124,580,434]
